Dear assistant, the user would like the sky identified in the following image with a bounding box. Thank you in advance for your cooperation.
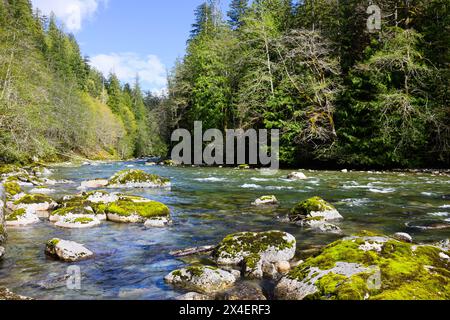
[31,0,231,93]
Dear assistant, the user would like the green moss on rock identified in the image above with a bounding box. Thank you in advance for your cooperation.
[108,169,170,186]
[99,199,170,218]
[14,194,53,205]
[6,209,26,221]
[3,181,21,196]
[285,235,450,300]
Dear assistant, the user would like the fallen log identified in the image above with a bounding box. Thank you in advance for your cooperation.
[170,245,216,257]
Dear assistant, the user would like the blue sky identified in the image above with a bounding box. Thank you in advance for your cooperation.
[31,0,231,93]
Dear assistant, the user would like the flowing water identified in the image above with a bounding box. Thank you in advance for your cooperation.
[0,160,449,300]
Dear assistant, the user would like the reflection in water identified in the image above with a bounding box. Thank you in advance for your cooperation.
[0,160,449,299]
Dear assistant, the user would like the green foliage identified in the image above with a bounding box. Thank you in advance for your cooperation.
[0,1,166,164]
[165,0,449,168]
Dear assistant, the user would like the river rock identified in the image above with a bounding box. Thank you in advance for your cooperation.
[290,197,343,222]
[45,239,93,262]
[213,231,296,279]
[50,206,105,223]
[276,261,291,274]
[102,196,170,224]
[0,287,32,300]
[107,169,171,189]
[217,282,267,300]
[287,172,308,180]
[144,217,172,228]
[54,216,102,229]
[13,193,57,214]
[5,208,40,227]
[275,233,450,300]
[0,246,4,259]
[165,266,237,294]
[175,292,212,300]
[393,232,413,243]
[252,196,278,206]
[79,179,109,190]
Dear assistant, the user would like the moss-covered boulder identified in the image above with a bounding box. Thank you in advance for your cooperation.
[14,194,57,212]
[50,205,105,223]
[107,169,170,189]
[99,197,170,224]
[6,208,40,227]
[55,216,102,229]
[275,234,450,300]
[45,238,93,262]
[252,195,278,206]
[289,197,343,233]
[213,231,296,279]
[165,266,237,294]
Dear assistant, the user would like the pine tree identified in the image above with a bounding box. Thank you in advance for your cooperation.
[227,0,248,29]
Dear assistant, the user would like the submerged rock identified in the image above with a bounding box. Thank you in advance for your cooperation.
[165,266,236,294]
[45,238,93,262]
[144,217,172,228]
[213,231,296,279]
[393,232,413,243]
[287,172,308,180]
[108,169,170,189]
[252,195,278,206]
[0,287,32,300]
[275,234,450,300]
[175,292,212,301]
[79,179,109,190]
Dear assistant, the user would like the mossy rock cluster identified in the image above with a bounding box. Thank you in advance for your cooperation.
[108,169,170,187]
[3,181,22,197]
[213,231,296,266]
[6,208,26,222]
[275,234,450,300]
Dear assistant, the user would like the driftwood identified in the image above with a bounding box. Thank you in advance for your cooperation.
[170,245,216,257]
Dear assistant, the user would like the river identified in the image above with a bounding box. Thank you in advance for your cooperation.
[0,159,449,299]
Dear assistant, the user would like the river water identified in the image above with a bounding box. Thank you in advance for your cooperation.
[0,160,449,299]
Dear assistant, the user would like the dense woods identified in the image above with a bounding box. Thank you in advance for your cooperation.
[1,0,449,169]
[165,0,450,168]
[0,0,165,164]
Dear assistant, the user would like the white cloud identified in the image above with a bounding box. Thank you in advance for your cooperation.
[31,0,107,32]
[90,53,167,93]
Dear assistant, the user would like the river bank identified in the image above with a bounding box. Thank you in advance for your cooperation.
[0,160,449,300]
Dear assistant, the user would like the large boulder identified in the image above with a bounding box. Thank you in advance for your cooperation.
[5,208,40,227]
[45,238,93,262]
[99,196,170,224]
[213,231,296,279]
[13,194,57,214]
[275,233,450,300]
[107,169,170,189]
[289,197,343,233]
[54,216,102,229]
[165,266,236,294]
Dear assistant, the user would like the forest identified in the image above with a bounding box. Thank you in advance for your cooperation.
[0,0,166,164]
[165,0,450,169]
[0,0,449,169]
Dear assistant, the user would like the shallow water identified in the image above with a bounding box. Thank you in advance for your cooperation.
[1,160,449,300]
